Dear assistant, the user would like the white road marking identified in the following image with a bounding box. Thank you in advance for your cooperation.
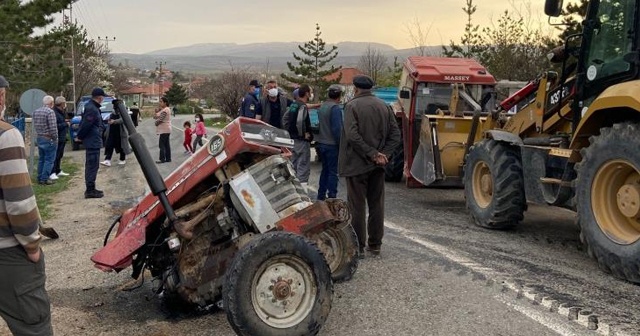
[498,298,585,336]
[384,220,593,336]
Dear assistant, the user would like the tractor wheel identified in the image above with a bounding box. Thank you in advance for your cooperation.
[223,232,332,336]
[309,221,359,282]
[463,139,526,229]
[72,142,80,151]
[385,143,404,182]
[576,122,640,283]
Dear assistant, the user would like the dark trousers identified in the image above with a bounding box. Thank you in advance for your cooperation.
[53,141,66,174]
[192,135,204,153]
[85,148,100,191]
[104,142,125,161]
[158,133,171,162]
[317,143,339,200]
[346,168,386,249]
[0,246,52,336]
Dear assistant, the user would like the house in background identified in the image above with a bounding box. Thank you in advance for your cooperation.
[323,67,364,102]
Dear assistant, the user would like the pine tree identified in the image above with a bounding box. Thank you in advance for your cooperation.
[442,0,483,59]
[164,82,189,106]
[280,24,342,100]
[557,0,589,42]
[0,0,75,93]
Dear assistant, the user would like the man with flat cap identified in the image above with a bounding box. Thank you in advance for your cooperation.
[0,75,54,335]
[76,87,106,199]
[338,75,401,258]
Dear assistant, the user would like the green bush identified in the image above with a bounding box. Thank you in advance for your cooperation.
[175,102,203,115]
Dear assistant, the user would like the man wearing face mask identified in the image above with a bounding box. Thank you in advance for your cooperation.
[283,84,314,191]
[259,83,292,129]
[240,79,262,118]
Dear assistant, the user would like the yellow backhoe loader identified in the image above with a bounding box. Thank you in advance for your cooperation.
[402,0,640,283]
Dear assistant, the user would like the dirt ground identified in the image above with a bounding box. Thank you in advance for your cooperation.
[0,150,238,336]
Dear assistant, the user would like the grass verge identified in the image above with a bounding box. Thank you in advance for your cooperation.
[204,118,229,129]
[32,159,80,220]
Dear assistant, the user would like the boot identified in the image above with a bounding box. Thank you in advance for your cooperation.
[85,189,104,199]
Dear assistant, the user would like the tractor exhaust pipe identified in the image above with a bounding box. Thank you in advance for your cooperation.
[113,99,177,223]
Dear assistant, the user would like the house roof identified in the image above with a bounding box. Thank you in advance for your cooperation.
[404,56,496,85]
[323,67,364,85]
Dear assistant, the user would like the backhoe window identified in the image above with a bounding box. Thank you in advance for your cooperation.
[415,83,484,117]
[585,0,635,82]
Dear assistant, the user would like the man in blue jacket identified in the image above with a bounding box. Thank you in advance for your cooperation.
[75,88,106,199]
[240,79,261,118]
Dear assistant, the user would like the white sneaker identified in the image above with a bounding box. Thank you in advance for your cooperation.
[118,160,126,165]
[49,173,59,180]
[57,171,69,176]
[100,160,111,167]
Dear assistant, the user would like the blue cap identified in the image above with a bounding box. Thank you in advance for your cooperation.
[91,87,106,97]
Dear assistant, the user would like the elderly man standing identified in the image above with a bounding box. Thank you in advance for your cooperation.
[51,96,70,180]
[0,75,54,336]
[338,75,401,258]
[76,88,106,199]
[33,96,58,185]
[259,82,292,129]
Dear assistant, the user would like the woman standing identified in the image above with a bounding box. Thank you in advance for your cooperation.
[101,110,131,166]
[192,113,206,153]
[154,97,172,163]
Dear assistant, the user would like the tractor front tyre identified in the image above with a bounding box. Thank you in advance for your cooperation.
[385,144,404,182]
[463,139,526,229]
[222,232,333,336]
[576,122,640,284]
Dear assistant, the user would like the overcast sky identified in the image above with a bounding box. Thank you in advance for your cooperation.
[60,0,549,54]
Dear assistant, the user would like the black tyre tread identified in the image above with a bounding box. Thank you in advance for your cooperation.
[463,139,526,229]
[223,232,333,336]
[323,223,359,283]
[575,122,640,283]
[384,143,404,182]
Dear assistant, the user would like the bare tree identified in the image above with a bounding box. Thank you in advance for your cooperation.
[357,45,389,83]
[405,17,434,56]
[209,65,257,118]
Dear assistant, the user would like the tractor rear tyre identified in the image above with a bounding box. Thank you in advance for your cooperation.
[385,143,404,182]
[309,221,359,283]
[222,232,333,336]
[576,122,640,284]
[463,139,526,229]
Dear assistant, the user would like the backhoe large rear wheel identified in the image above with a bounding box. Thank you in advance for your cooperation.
[223,232,332,336]
[576,123,640,283]
[463,139,526,229]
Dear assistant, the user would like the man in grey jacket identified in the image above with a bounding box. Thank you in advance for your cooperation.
[338,75,401,257]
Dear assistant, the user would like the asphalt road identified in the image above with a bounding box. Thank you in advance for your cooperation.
[7,117,631,335]
[128,117,640,335]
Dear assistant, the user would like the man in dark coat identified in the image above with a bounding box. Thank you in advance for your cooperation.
[75,87,106,199]
[338,75,401,257]
[130,102,140,127]
[51,96,70,179]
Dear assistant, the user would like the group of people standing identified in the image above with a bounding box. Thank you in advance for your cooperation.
[32,96,71,185]
[240,75,401,257]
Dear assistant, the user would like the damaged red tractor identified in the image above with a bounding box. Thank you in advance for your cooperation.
[92,100,358,336]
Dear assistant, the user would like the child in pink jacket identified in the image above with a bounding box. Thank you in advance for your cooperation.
[192,113,206,153]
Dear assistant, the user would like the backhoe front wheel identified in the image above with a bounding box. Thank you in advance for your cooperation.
[223,232,332,336]
[463,139,526,229]
[576,123,640,283]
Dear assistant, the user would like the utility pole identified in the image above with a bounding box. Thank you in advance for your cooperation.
[155,61,166,100]
[63,4,76,113]
[98,36,116,51]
